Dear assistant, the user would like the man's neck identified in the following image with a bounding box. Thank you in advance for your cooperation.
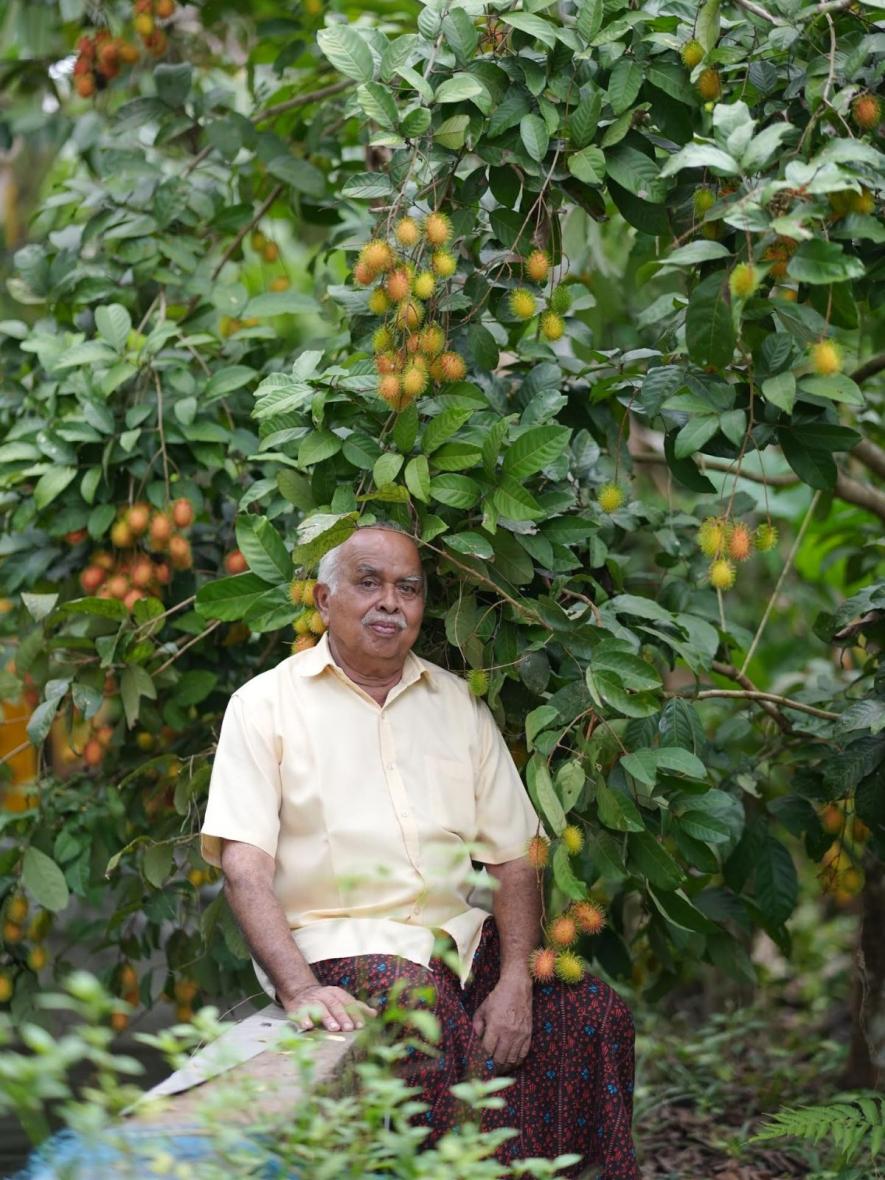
[327,634,405,706]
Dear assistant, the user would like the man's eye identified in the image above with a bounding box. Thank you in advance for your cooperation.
[360,579,376,588]
[399,584,417,597]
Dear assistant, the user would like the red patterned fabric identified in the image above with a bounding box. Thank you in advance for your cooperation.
[311,919,640,1179]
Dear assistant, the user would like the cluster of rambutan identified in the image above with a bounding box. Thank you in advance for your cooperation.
[356,211,468,413]
[507,250,572,342]
[697,516,778,591]
[72,30,140,97]
[528,900,607,986]
[78,499,194,611]
[132,0,175,55]
[289,578,326,653]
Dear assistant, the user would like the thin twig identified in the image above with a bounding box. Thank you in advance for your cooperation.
[851,353,885,385]
[0,740,31,766]
[211,184,283,281]
[739,489,820,677]
[421,541,549,629]
[731,0,782,24]
[182,144,211,177]
[852,439,885,482]
[153,621,222,676]
[252,79,354,123]
[711,660,791,732]
[681,688,838,721]
[152,371,171,501]
[132,594,196,635]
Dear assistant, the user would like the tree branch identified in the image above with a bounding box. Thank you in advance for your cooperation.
[253,80,354,123]
[851,353,885,385]
[675,688,839,721]
[731,0,782,24]
[852,439,885,482]
[211,184,283,280]
[711,660,792,732]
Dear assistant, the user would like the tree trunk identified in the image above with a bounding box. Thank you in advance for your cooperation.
[844,854,885,1089]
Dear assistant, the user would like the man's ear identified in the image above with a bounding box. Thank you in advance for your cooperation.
[313,581,331,622]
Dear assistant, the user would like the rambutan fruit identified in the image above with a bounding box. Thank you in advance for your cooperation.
[693,188,716,218]
[727,522,753,562]
[529,946,557,983]
[405,333,422,354]
[375,351,399,375]
[420,324,446,356]
[527,834,550,869]
[849,187,875,216]
[571,900,606,936]
[432,250,457,278]
[555,950,585,984]
[467,668,489,697]
[424,211,452,246]
[378,373,403,404]
[401,363,429,399]
[373,326,393,353]
[851,93,882,132]
[754,522,778,552]
[368,288,390,315]
[809,339,842,376]
[307,610,326,635]
[353,261,375,286]
[437,351,466,383]
[289,579,304,605]
[360,240,395,274]
[413,271,436,300]
[395,300,424,331]
[697,67,721,101]
[681,39,704,68]
[550,284,572,314]
[562,824,584,855]
[526,249,550,283]
[697,517,726,557]
[385,268,411,303]
[728,263,758,300]
[291,635,317,654]
[301,580,316,608]
[549,914,578,948]
[540,310,565,341]
[395,217,420,247]
[509,288,537,320]
[709,558,736,591]
[597,483,624,513]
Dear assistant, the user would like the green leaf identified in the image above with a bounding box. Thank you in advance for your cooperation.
[520,113,549,162]
[423,407,474,454]
[799,374,863,406]
[778,434,836,489]
[596,782,645,832]
[576,0,603,42]
[443,9,478,64]
[787,240,866,285]
[174,670,218,707]
[195,573,272,621]
[569,91,601,148]
[401,107,432,137]
[266,154,326,197]
[588,669,660,717]
[754,837,798,925]
[94,304,131,351]
[627,830,684,889]
[648,886,716,934]
[488,88,531,138]
[445,531,494,560]
[143,843,173,889]
[235,516,291,584]
[430,474,482,509]
[244,292,317,318]
[373,452,404,488]
[677,812,732,844]
[435,73,485,104]
[120,665,157,730]
[295,513,358,570]
[26,682,68,745]
[206,365,256,398]
[674,415,719,460]
[592,645,662,691]
[357,82,398,129]
[696,0,720,50]
[299,430,341,467]
[501,12,557,47]
[685,272,736,369]
[33,466,77,510]
[317,26,374,82]
[607,59,642,115]
[154,62,192,107]
[434,115,470,150]
[605,145,668,203]
[467,323,499,371]
[552,844,588,900]
[568,146,606,185]
[502,426,571,479]
[761,371,796,413]
[22,847,70,913]
[491,478,545,521]
[405,455,431,503]
[528,758,567,834]
[340,172,393,199]
[525,705,560,749]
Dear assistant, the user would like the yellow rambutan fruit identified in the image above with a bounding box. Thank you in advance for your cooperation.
[698,517,726,557]
[301,579,316,608]
[360,240,395,273]
[562,824,584,855]
[413,271,436,300]
[727,522,753,562]
[385,268,411,303]
[555,950,585,984]
[697,67,721,101]
[549,914,579,948]
[550,284,572,314]
[509,287,537,320]
[353,260,375,286]
[709,558,736,591]
[849,187,875,216]
[378,373,403,403]
[526,249,550,283]
[809,339,842,376]
[467,668,489,697]
[540,310,565,341]
[307,610,326,635]
[693,188,716,218]
[420,324,446,356]
[571,900,606,936]
[851,93,882,132]
[291,635,317,654]
[375,351,399,375]
[289,578,304,605]
[368,288,390,315]
[437,351,466,383]
[681,39,704,68]
[728,263,758,300]
[373,326,393,353]
[424,210,452,246]
[401,363,429,399]
[395,300,424,331]
[754,522,778,552]
[527,834,550,869]
[432,250,457,278]
[597,483,624,513]
[529,946,557,983]
[395,216,421,247]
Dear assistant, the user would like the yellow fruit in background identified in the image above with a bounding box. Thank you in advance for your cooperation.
[809,340,841,376]
[6,895,28,924]
[729,263,758,300]
[540,311,565,341]
[509,288,536,319]
[0,972,13,1003]
[755,523,778,551]
[308,611,326,636]
[289,579,304,605]
[527,834,550,869]
[402,363,429,399]
[27,946,47,972]
[436,351,466,382]
[270,275,290,292]
[526,249,550,283]
[549,914,578,947]
[727,522,753,562]
[681,39,704,68]
[697,67,721,100]
[385,268,411,303]
[360,240,394,273]
[562,825,584,855]
[423,211,452,246]
[709,558,736,590]
[431,250,456,278]
[693,188,716,217]
[291,635,317,654]
[368,288,390,315]
[529,947,557,982]
[395,300,424,331]
[419,324,446,355]
[413,271,435,300]
[571,900,606,935]
[597,483,624,513]
[293,613,312,636]
[373,327,393,354]
[301,580,316,608]
[851,93,882,132]
[466,669,489,697]
[555,950,585,984]
[395,217,420,247]
[849,187,875,215]
[353,261,375,286]
[262,241,279,263]
[698,517,726,556]
[3,921,22,944]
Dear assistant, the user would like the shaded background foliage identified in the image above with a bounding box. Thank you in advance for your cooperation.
[0,0,882,1104]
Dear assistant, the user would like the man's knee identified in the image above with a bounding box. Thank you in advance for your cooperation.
[567,977,635,1041]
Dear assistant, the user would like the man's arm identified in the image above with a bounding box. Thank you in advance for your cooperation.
[471,856,541,1068]
[220,840,372,1032]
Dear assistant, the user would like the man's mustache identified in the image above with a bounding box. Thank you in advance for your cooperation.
[362,610,407,630]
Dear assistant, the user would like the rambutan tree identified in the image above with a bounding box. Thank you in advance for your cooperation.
[0,0,883,1076]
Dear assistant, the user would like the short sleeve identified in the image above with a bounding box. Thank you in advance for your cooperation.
[200,693,282,867]
[472,700,541,864]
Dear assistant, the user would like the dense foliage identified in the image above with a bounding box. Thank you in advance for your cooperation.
[0,0,883,1067]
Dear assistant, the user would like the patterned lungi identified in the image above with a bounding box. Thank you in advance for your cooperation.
[311,919,640,1179]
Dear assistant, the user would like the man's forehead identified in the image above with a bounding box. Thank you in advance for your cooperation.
[340,529,422,572]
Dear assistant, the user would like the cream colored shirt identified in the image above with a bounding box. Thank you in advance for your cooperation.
[201,634,540,989]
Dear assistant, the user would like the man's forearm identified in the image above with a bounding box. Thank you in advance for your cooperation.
[224,872,318,1007]
[486,857,542,979]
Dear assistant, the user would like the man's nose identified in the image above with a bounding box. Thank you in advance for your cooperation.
[376,582,398,611]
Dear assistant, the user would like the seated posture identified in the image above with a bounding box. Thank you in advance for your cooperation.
[201,524,639,1180]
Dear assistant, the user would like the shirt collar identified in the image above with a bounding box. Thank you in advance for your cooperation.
[292,632,436,690]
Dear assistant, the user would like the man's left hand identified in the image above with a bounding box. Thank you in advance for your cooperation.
[472,972,533,1070]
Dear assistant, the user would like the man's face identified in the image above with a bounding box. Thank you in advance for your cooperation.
[314,529,425,669]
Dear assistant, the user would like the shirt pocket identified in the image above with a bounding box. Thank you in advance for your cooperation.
[423,754,476,838]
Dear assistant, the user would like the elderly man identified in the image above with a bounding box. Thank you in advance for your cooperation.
[201,524,639,1180]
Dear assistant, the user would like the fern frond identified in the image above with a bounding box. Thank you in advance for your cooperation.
[751,1092,885,1163]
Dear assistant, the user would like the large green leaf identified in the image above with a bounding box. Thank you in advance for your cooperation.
[195,573,273,620]
[627,830,684,889]
[685,272,735,369]
[595,782,644,832]
[502,426,570,479]
[520,114,549,162]
[236,516,292,583]
[22,847,70,913]
[754,837,798,925]
[787,240,866,285]
[317,26,374,81]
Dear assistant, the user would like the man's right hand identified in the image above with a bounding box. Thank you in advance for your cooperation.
[282,983,375,1033]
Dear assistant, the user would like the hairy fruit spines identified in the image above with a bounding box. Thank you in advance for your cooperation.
[413,271,436,300]
[467,668,490,697]
[555,950,585,984]
[597,483,624,514]
[527,834,550,869]
[526,249,550,284]
[571,900,606,936]
[754,522,779,552]
[727,522,753,562]
[697,517,726,557]
[509,288,537,320]
[360,240,395,274]
[437,351,466,383]
[424,211,452,246]
[549,914,579,948]
[540,311,565,341]
[851,93,882,132]
[394,217,420,248]
[681,39,704,68]
[709,558,736,591]
[697,67,722,101]
[562,824,584,855]
[529,947,557,983]
[550,284,572,314]
[729,263,758,300]
[809,339,842,376]
[431,250,457,278]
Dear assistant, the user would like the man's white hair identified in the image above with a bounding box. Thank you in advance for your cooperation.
[316,522,421,591]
